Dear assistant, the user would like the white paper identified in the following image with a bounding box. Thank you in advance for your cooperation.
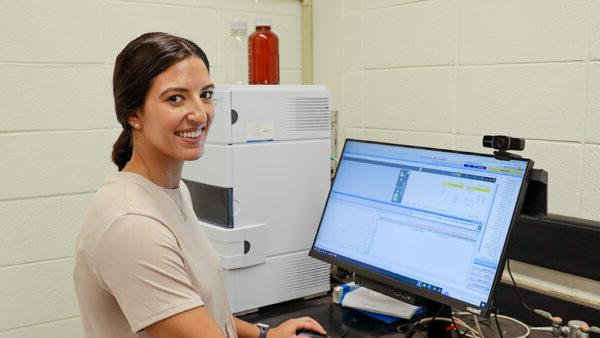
[341,286,420,319]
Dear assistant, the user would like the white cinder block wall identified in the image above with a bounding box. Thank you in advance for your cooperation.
[0,1,302,337]
[314,0,600,310]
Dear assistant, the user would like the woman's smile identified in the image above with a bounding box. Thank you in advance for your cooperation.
[174,126,205,145]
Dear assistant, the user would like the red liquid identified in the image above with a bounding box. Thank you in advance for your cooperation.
[248,25,279,85]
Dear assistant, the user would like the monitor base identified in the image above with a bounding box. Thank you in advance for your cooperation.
[422,300,453,338]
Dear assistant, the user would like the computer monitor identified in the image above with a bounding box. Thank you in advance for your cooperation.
[310,139,532,318]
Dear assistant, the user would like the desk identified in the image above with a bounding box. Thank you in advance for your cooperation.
[239,293,552,338]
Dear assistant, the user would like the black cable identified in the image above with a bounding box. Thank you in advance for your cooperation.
[506,259,536,314]
[403,313,424,338]
[396,316,421,334]
[339,318,358,338]
[403,305,444,338]
[494,305,504,338]
[396,311,425,334]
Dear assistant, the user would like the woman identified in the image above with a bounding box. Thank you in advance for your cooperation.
[74,32,327,338]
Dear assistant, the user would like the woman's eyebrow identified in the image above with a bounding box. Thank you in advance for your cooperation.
[160,84,214,97]
[159,87,189,97]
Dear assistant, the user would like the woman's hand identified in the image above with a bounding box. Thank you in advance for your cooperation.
[267,316,327,337]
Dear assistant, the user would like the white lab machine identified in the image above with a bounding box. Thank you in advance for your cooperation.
[182,85,332,314]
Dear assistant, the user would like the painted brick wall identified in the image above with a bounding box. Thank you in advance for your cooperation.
[314,0,599,311]
[0,1,302,337]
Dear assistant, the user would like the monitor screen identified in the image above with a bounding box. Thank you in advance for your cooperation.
[310,139,531,315]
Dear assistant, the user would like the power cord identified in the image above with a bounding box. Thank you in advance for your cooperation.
[507,260,566,327]
[472,314,483,338]
[338,318,358,338]
[455,311,537,338]
[451,314,469,337]
[493,303,504,338]
[406,316,481,337]
[402,311,426,338]
[506,259,536,314]
[399,305,444,338]
[398,310,535,338]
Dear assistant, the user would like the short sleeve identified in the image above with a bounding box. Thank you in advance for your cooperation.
[94,214,204,333]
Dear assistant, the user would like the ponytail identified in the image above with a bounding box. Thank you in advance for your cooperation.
[111,128,132,171]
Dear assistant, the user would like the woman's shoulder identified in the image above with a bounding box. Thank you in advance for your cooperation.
[77,173,174,258]
[95,171,165,211]
[81,172,167,232]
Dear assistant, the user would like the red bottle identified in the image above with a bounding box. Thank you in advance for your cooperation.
[248,19,279,85]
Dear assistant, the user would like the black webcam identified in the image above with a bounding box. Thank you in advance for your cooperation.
[482,135,525,151]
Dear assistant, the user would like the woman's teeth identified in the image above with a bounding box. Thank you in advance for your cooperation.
[176,129,202,138]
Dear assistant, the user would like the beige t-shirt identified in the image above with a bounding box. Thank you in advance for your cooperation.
[74,172,237,338]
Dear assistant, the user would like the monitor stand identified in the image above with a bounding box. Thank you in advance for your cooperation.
[355,274,453,338]
[420,300,453,338]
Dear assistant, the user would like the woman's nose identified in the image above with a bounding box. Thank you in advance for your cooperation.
[187,102,208,124]
[187,111,207,125]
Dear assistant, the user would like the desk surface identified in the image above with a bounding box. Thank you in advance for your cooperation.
[239,293,552,338]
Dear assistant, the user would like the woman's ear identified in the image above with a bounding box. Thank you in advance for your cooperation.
[128,111,142,129]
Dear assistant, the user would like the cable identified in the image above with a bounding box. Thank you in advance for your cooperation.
[455,310,533,338]
[453,315,473,338]
[339,318,358,338]
[455,310,534,338]
[453,312,484,338]
[401,305,444,338]
[507,260,568,329]
[397,312,423,335]
[401,309,534,338]
[451,315,465,337]
[446,317,479,338]
[506,259,536,314]
[493,307,504,338]
[416,317,481,337]
[402,312,425,338]
[450,315,461,337]
[492,314,531,338]
[455,311,492,328]
[473,314,484,338]
[401,309,485,337]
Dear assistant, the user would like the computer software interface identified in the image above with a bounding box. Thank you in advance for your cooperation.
[313,140,529,309]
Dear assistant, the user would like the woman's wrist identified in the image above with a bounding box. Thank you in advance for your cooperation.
[256,323,270,338]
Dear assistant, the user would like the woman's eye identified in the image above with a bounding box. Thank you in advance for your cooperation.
[200,91,213,101]
[168,95,184,104]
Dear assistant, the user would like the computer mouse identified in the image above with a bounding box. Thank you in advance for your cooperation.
[296,329,328,337]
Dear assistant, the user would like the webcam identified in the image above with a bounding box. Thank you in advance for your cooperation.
[482,135,525,151]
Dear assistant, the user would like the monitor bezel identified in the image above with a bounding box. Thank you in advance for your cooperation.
[309,138,533,317]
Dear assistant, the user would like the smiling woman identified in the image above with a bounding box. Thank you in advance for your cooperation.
[74,32,240,338]
[73,32,326,338]
[110,32,214,187]
[125,56,215,188]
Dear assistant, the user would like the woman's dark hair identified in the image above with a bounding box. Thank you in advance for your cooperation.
[111,32,210,171]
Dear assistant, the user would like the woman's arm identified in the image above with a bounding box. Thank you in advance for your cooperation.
[94,216,223,337]
[234,317,261,338]
[146,306,227,338]
[234,316,327,338]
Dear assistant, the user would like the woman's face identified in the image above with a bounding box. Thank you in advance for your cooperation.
[132,56,214,162]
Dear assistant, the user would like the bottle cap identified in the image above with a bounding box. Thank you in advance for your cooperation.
[254,18,272,27]
[230,21,247,32]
